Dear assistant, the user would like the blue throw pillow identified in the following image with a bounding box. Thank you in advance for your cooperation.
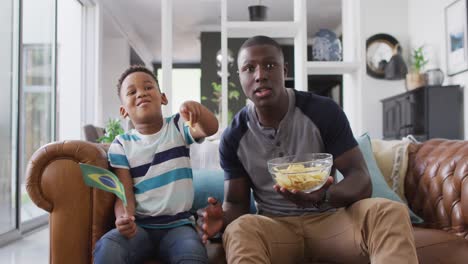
[191,169,257,214]
[355,133,423,224]
[191,169,225,212]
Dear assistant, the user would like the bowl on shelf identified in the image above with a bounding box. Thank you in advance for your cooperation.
[267,153,332,193]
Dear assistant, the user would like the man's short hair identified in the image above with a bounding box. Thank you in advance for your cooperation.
[117,65,159,97]
[238,35,284,57]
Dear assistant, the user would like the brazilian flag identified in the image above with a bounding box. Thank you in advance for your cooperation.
[79,163,127,206]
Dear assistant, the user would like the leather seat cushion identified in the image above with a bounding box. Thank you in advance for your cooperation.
[414,227,468,264]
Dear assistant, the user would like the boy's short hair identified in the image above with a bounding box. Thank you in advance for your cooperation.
[117,65,159,97]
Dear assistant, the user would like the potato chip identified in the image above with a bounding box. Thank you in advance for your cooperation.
[273,163,327,191]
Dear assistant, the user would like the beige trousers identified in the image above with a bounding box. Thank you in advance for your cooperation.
[223,198,418,264]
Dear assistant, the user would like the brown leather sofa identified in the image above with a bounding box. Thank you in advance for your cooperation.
[26,139,468,264]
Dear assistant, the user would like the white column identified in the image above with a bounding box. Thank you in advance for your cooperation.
[342,0,363,134]
[82,3,99,130]
[221,0,228,128]
[95,3,104,126]
[161,0,173,116]
[294,0,307,91]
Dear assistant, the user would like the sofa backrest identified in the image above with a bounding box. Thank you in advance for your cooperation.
[405,139,468,238]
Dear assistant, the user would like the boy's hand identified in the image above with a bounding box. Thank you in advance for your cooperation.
[179,101,201,127]
[179,100,219,139]
[115,215,137,239]
[197,197,224,244]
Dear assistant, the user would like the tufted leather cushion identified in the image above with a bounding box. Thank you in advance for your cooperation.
[405,139,468,238]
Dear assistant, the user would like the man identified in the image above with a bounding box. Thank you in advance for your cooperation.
[200,35,418,264]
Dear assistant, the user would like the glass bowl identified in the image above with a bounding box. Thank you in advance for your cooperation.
[267,153,333,193]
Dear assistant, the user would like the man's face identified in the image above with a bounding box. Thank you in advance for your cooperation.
[237,44,287,108]
[119,71,167,123]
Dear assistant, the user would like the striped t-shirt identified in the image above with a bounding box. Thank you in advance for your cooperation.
[108,114,199,229]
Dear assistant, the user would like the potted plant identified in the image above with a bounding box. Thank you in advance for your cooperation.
[97,118,125,143]
[248,0,268,21]
[202,81,240,125]
[406,46,428,90]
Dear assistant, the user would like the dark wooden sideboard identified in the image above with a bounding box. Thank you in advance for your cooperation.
[381,85,463,141]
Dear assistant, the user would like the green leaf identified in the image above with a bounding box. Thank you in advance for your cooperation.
[209,81,242,122]
[212,82,221,92]
[229,90,240,100]
[411,45,429,73]
[97,118,124,143]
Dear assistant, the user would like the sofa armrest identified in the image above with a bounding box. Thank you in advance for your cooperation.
[405,139,468,239]
[26,140,115,264]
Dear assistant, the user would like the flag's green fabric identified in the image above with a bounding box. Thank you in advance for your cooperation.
[79,163,127,206]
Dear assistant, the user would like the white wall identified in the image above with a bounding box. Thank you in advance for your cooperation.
[409,0,468,139]
[99,36,130,126]
[57,0,82,140]
[359,0,409,139]
[86,1,155,128]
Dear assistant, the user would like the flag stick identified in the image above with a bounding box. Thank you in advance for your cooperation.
[123,205,129,217]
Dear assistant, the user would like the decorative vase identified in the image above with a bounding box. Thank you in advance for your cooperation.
[248,5,267,21]
[405,72,426,91]
[311,29,342,61]
[424,68,444,86]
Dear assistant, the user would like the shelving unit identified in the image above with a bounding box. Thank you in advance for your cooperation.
[226,21,299,38]
[220,0,361,128]
[307,62,360,75]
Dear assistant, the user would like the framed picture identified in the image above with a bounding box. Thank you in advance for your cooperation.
[445,0,468,76]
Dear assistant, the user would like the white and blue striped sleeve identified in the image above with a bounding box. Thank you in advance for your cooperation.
[174,113,203,145]
[108,137,130,169]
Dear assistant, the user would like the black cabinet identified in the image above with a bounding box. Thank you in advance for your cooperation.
[381,85,463,141]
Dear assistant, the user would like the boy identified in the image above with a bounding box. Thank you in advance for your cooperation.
[94,65,218,264]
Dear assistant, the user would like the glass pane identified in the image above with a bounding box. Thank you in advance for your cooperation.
[157,69,201,115]
[20,0,55,222]
[0,0,16,234]
[57,0,83,140]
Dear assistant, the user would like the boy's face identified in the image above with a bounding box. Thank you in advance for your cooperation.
[119,71,167,124]
[237,44,287,108]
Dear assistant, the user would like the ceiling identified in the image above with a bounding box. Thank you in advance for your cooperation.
[103,0,341,64]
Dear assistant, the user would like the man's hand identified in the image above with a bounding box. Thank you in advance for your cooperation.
[115,215,137,239]
[273,176,334,208]
[197,197,224,244]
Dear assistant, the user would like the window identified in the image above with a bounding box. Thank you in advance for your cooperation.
[20,0,56,223]
[0,0,17,236]
[157,68,201,115]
